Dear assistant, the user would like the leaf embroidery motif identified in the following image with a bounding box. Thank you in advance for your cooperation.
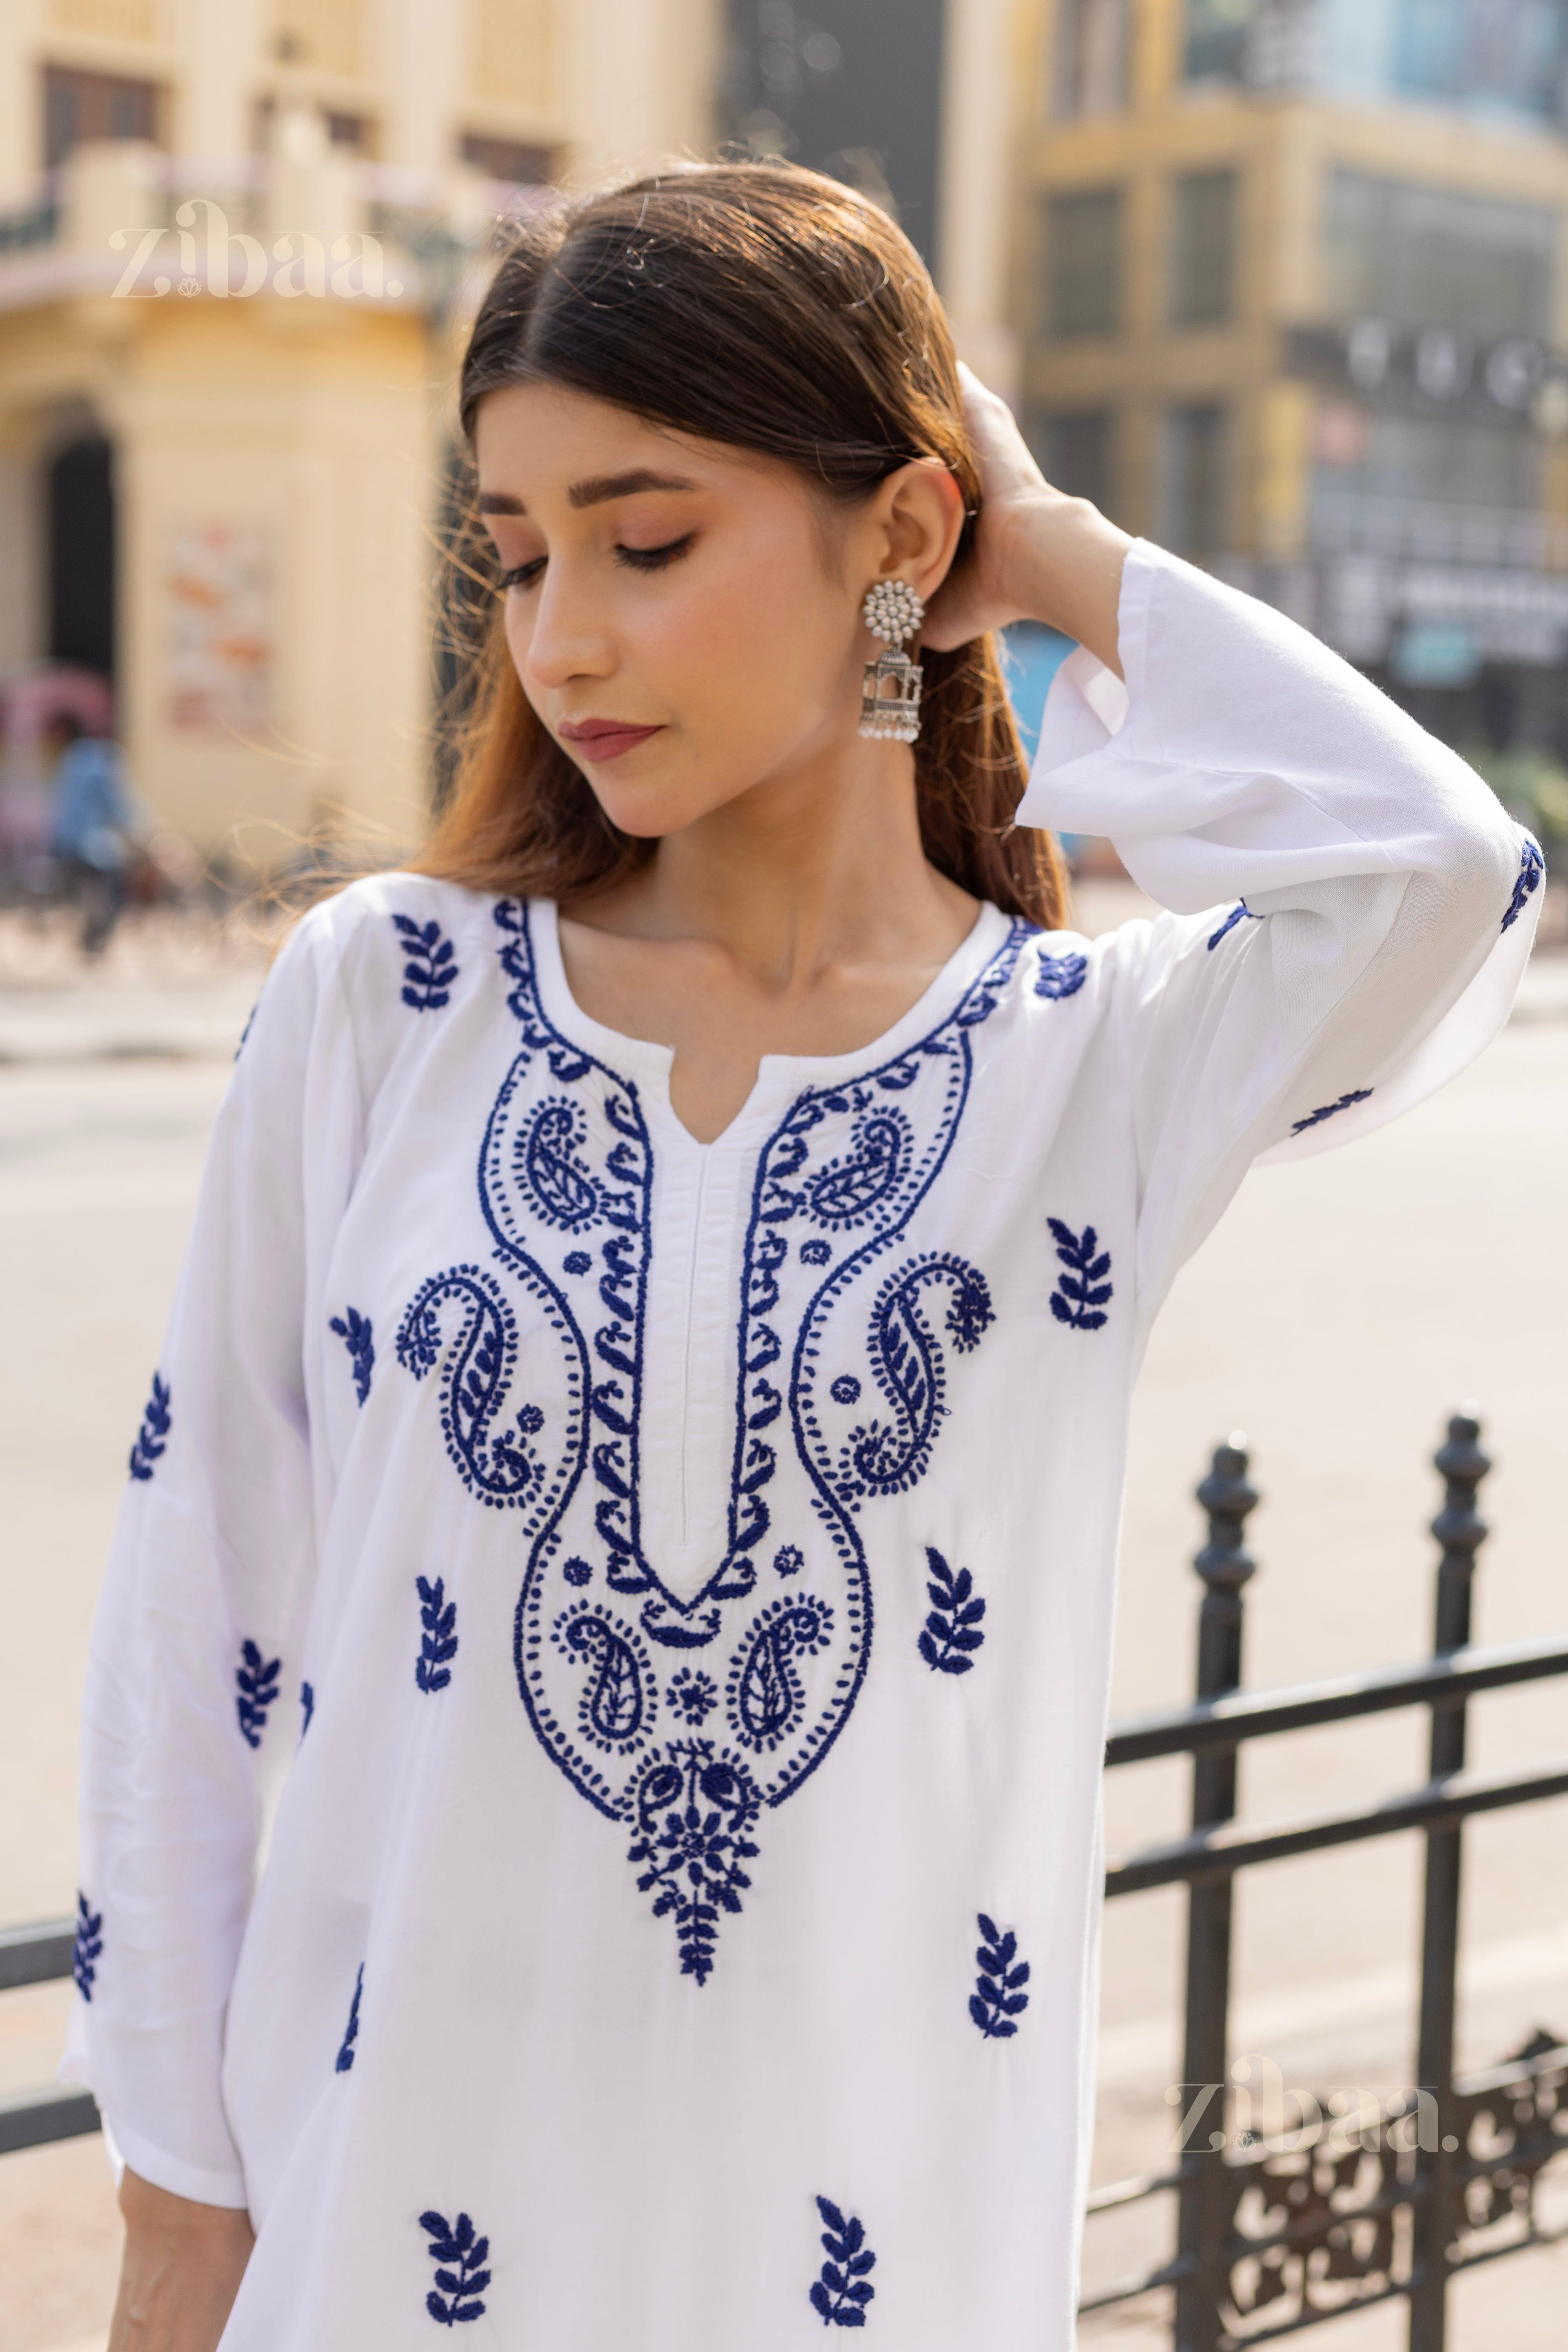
[419,2209,490,2327]
[72,1891,102,2002]
[627,1741,762,1986]
[416,1576,458,1694]
[329,1306,375,1405]
[810,2195,877,2327]
[970,1911,1031,2038]
[918,1545,986,1675]
[300,1679,315,1734]
[392,912,459,1011]
[335,1963,362,2073]
[235,1639,281,1749]
[1047,1218,1113,1332]
[1290,1087,1373,1135]
[1034,948,1088,999]
[128,1372,170,1482]
[1502,837,1544,932]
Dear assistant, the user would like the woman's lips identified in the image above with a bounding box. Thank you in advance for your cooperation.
[558,720,664,763]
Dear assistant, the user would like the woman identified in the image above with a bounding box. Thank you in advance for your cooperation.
[66,163,1540,2349]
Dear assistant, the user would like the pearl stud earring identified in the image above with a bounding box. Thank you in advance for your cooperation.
[858,579,926,744]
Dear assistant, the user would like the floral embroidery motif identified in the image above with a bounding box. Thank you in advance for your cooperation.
[811,2197,877,2328]
[831,1254,995,1502]
[128,1372,170,1482]
[393,913,459,1011]
[335,1964,362,2072]
[1034,948,1088,999]
[1502,837,1544,932]
[628,1742,762,1985]
[416,1576,458,1693]
[1207,900,1261,950]
[300,1680,315,1734]
[72,1892,102,2001]
[1290,1087,1374,1135]
[668,1667,718,1725]
[727,1595,835,1751]
[329,1306,374,1405]
[420,2210,490,2327]
[399,904,1024,1982]
[396,1267,551,1506]
[1048,1219,1113,1332]
[918,1546,986,1675]
[971,1913,1031,2038]
[236,1640,281,1749]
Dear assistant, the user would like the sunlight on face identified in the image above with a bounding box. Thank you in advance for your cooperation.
[474,383,879,837]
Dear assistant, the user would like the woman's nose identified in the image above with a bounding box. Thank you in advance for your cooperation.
[522,569,615,690]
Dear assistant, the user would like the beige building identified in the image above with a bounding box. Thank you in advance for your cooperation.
[1009,0,1568,744]
[0,0,721,864]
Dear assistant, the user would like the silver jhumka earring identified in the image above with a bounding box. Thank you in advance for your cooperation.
[858,578,926,743]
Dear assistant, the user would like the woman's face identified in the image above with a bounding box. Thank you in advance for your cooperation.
[473,382,957,839]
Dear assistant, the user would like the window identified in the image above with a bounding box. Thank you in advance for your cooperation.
[1169,170,1236,328]
[459,134,558,185]
[1323,172,1554,340]
[1033,411,1115,514]
[1163,405,1227,558]
[42,66,162,170]
[1055,0,1132,117]
[1183,0,1253,82]
[1046,189,1122,338]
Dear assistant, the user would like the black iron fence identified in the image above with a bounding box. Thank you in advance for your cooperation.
[2,1412,1566,2347]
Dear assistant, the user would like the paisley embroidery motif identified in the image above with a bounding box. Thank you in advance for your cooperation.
[398,904,1024,1980]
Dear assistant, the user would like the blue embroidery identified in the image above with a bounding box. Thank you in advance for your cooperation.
[128,1372,170,1482]
[918,1546,986,1675]
[971,1913,1031,2038]
[300,1680,315,1734]
[830,1254,995,1502]
[236,1640,281,1748]
[335,1964,362,2072]
[1034,948,1088,999]
[399,903,1024,1982]
[1048,1219,1112,1331]
[396,1267,550,1506]
[1290,1087,1374,1136]
[668,1667,719,1725]
[329,1306,374,1405]
[830,1374,861,1405]
[1207,901,1260,951]
[72,1892,102,2002]
[554,1604,653,1753]
[727,1595,835,1751]
[420,2210,490,2327]
[811,2197,877,2328]
[234,1002,256,1059]
[393,913,459,1011]
[416,1576,458,1693]
[628,1742,762,1985]
[1502,837,1545,931]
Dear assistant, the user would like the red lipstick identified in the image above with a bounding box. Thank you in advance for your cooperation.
[558,718,664,762]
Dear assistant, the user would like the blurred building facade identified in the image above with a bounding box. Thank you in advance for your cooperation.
[1019,0,1568,751]
[0,0,720,861]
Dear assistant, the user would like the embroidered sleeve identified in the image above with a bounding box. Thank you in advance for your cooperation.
[58,899,362,2207]
[1013,539,1541,1303]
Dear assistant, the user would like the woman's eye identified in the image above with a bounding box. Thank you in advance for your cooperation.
[615,534,696,573]
[499,558,545,591]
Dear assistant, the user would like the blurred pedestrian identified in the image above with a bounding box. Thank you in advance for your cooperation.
[44,709,147,955]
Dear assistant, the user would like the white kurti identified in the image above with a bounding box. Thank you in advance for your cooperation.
[63,541,1542,2348]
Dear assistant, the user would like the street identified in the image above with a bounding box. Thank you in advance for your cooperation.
[1,898,1564,2347]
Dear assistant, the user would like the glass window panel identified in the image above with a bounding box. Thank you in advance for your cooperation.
[1323,171,1555,338]
[1046,187,1122,337]
[1170,170,1236,327]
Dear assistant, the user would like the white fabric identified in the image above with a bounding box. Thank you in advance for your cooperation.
[62,539,1540,2347]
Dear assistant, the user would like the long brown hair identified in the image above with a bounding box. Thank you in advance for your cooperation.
[415,158,1067,927]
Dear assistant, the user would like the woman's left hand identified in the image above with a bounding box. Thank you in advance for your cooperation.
[921,363,1131,677]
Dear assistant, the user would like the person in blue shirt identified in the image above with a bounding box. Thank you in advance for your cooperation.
[45,710,147,954]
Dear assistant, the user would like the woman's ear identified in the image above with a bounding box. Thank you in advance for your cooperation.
[871,460,967,607]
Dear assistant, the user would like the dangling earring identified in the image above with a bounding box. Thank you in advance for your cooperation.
[858,578,926,743]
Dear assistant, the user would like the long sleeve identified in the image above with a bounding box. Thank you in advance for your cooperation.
[58,899,364,2205]
[1013,538,1543,1310]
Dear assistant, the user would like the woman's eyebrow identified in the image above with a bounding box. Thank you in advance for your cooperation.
[476,470,699,519]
